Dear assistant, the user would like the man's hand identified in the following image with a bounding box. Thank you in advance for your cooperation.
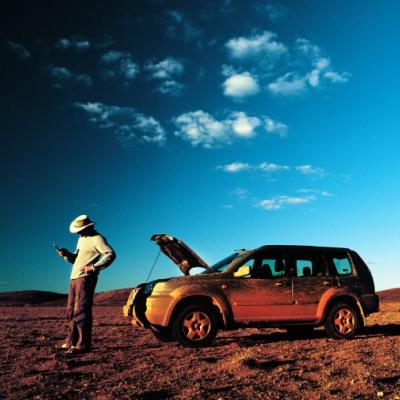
[81,265,95,274]
[57,248,69,257]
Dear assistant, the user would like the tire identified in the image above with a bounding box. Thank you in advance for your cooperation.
[286,325,314,338]
[324,302,359,339]
[172,304,218,348]
[150,327,175,343]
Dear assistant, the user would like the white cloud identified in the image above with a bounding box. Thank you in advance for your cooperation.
[268,72,307,95]
[324,71,351,83]
[296,165,326,177]
[145,57,185,96]
[145,57,184,79]
[223,72,260,98]
[265,117,288,137]
[173,110,285,148]
[225,31,287,61]
[74,102,165,145]
[99,51,139,83]
[217,162,251,173]
[173,110,228,148]
[7,41,31,60]
[257,194,316,210]
[258,162,290,172]
[48,66,92,87]
[56,37,90,50]
[230,112,261,137]
[232,187,248,199]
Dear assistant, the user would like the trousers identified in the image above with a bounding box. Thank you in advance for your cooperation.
[65,273,98,350]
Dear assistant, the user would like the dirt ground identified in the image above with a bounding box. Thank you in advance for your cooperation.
[0,303,399,400]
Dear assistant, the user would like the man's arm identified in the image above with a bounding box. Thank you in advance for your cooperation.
[92,236,116,272]
[57,248,77,264]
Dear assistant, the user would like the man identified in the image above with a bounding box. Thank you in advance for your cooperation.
[56,214,116,354]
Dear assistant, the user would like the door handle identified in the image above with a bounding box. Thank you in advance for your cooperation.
[275,282,284,287]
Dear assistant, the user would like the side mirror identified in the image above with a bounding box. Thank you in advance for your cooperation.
[234,265,251,278]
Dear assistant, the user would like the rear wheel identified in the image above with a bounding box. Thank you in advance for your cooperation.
[324,303,359,339]
[172,304,218,348]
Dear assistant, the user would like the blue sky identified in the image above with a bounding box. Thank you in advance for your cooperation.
[1,0,400,293]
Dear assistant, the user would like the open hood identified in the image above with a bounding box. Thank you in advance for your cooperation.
[151,234,213,275]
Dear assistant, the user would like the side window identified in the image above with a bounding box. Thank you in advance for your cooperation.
[251,253,285,279]
[329,254,353,275]
[287,252,328,277]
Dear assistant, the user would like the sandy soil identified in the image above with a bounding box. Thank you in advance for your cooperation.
[0,303,399,400]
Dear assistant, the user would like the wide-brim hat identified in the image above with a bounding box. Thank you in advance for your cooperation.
[69,214,95,233]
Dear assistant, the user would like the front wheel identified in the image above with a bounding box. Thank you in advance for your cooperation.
[324,303,359,339]
[172,304,218,348]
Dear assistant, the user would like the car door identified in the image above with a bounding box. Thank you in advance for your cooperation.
[225,250,294,322]
[290,250,335,321]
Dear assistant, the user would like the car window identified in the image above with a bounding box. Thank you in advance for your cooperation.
[251,253,286,279]
[328,254,353,276]
[287,252,328,277]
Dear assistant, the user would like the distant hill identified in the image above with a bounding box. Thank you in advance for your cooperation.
[0,288,132,307]
[377,288,400,302]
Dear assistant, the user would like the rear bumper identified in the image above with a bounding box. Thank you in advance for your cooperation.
[360,293,379,315]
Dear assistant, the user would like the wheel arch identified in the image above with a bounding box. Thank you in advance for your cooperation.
[322,295,366,326]
[168,295,228,330]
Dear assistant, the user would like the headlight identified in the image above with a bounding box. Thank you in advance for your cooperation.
[142,282,155,295]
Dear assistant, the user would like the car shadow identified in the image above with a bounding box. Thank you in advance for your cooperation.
[214,323,400,347]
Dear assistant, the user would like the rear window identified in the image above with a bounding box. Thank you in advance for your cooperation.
[327,253,353,276]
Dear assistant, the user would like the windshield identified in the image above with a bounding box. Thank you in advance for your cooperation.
[201,251,248,274]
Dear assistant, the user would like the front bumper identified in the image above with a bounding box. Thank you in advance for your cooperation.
[122,288,147,327]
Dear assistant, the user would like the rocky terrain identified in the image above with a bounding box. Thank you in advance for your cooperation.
[0,289,399,399]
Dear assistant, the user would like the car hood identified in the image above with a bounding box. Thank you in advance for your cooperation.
[151,234,214,275]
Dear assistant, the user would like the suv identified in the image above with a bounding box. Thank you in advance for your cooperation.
[123,234,379,347]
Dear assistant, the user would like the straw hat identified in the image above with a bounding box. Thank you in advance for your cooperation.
[69,214,95,233]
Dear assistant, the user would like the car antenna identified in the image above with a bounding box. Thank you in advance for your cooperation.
[145,248,162,283]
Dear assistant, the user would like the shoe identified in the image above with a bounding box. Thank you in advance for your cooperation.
[66,347,89,355]
[56,343,74,350]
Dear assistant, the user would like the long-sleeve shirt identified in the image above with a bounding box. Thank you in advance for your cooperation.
[64,232,116,280]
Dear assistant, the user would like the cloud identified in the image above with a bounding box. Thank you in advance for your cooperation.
[7,41,31,60]
[229,112,261,137]
[99,51,139,84]
[218,161,290,173]
[257,194,316,210]
[267,72,307,95]
[225,31,287,61]
[297,189,333,197]
[145,57,185,96]
[74,102,166,145]
[217,162,251,173]
[173,110,286,148]
[258,162,290,172]
[265,117,288,137]
[166,10,203,44]
[267,39,351,95]
[232,187,248,199]
[55,37,91,51]
[296,165,326,177]
[47,66,92,87]
[254,3,289,21]
[223,72,260,98]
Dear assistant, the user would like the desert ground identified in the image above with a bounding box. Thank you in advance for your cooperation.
[0,293,399,400]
